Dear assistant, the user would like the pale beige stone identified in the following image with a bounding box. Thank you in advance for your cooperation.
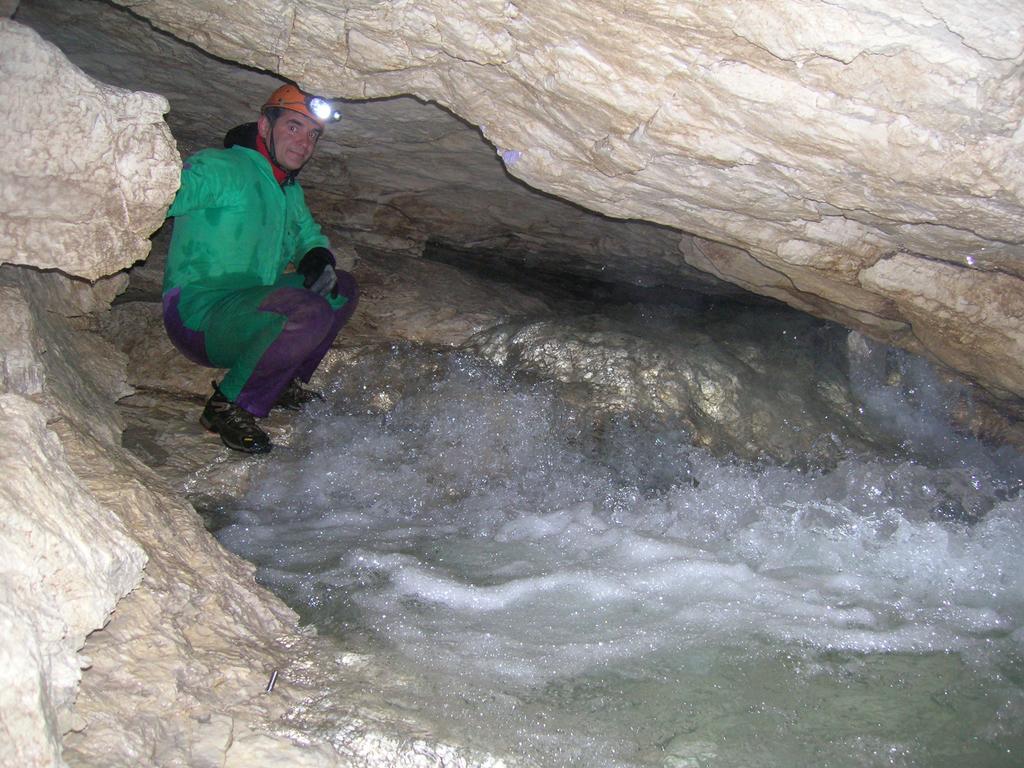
[223,732,338,768]
[0,267,129,319]
[859,253,1024,398]
[0,393,146,767]
[0,19,179,281]
[343,250,552,347]
[0,284,45,394]
[2,271,132,445]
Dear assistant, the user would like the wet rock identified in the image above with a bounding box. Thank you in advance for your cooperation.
[337,248,552,348]
[466,307,878,466]
[0,283,45,395]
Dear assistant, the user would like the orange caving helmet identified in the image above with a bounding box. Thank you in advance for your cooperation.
[262,83,341,127]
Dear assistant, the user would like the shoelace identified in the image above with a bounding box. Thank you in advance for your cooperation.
[211,400,258,428]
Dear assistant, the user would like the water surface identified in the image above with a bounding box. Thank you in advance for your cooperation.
[215,325,1024,768]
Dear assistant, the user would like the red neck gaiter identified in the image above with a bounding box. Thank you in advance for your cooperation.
[256,131,289,185]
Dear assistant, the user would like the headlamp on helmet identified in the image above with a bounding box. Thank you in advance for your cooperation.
[263,83,342,127]
[307,97,342,124]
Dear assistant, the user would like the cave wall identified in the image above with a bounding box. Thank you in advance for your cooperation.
[15,0,745,309]
[0,19,160,765]
[112,0,1024,403]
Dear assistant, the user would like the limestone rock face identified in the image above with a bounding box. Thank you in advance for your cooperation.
[0,19,315,768]
[342,249,553,347]
[860,253,1024,400]
[0,298,147,768]
[0,19,180,280]
[105,0,1023,400]
[0,284,45,394]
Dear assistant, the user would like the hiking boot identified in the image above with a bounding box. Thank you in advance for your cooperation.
[200,383,272,454]
[274,378,323,411]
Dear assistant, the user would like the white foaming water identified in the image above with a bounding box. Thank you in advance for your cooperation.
[217,344,1024,768]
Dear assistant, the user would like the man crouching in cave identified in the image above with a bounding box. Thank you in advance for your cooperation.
[161,83,359,453]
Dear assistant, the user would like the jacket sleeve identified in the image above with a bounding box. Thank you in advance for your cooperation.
[286,184,331,265]
[166,151,234,219]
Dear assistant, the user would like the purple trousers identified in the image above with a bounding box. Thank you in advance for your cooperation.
[163,270,358,416]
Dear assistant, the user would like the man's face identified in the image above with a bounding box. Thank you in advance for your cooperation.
[259,111,322,171]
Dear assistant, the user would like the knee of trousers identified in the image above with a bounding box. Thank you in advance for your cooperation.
[261,290,337,365]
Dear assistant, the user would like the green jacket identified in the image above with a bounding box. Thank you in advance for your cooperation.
[164,145,330,327]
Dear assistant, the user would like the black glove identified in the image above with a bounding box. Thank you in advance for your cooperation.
[296,247,338,298]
